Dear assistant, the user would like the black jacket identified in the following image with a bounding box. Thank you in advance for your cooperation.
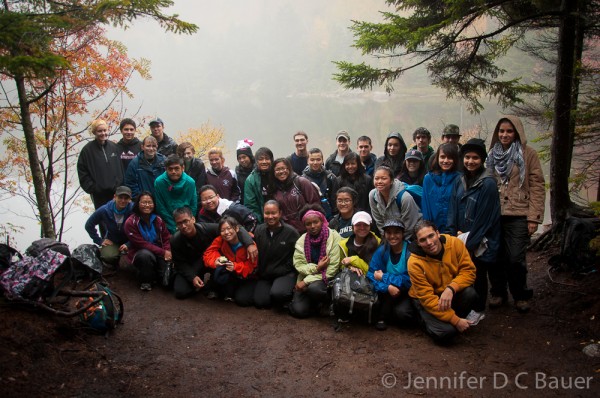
[254,222,299,280]
[77,139,123,195]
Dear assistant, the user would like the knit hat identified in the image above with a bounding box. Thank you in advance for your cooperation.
[442,124,461,137]
[236,139,255,163]
[461,138,487,161]
[404,149,424,162]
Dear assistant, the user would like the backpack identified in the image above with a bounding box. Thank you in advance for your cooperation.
[77,282,124,333]
[26,238,71,257]
[0,249,70,301]
[309,181,333,220]
[0,243,22,272]
[332,268,379,324]
[396,184,422,209]
[549,217,599,273]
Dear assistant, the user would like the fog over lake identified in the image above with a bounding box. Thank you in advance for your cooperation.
[4,0,528,249]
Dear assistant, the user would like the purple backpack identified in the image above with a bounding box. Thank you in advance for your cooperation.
[0,249,69,302]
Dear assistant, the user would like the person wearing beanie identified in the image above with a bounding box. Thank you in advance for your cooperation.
[244,147,274,222]
[447,138,501,325]
[398,149,426,186]
[235,139,255,205]
[412,127,435,170]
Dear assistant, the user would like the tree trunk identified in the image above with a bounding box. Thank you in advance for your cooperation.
[15,75,56,239]
[550,0,578,229]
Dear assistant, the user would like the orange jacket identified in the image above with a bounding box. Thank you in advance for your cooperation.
[203,236,257,279]
[408,235,476,326]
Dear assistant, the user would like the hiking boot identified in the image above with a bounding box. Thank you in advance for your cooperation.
[224,296,234,302]
[205,290,217,300]
[140,283,152,291]
[515,300,531,313]
[375,320,388,331]
[488,296,506,308]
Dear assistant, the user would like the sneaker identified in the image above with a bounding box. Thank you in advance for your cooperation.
[375,320,387,331]
[488,296,506,308]
[140,283,152,291]
[515,300,531,313]
[466,310,486,325]
[224,296,234,302]
[205,290,217,300]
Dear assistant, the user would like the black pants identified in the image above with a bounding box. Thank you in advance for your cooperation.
[253,272,297,309]
[413,286,478,345]
[378,291,417,325]
[473,258,493,312]
[289,280,329,319]
[132,249,167,285]
[488,216,533,301]
[173,258,207,300]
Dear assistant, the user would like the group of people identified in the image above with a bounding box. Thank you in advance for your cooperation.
[80,115,545,344]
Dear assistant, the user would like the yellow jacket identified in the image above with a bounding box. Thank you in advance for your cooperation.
[408,234,476,326]
[338,232,381,274]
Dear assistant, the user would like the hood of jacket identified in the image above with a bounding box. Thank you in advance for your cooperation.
[490,115,528,148]
[207,165,231,177]
[383,132,408,159]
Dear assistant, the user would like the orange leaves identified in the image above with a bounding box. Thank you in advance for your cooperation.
[177,121,226,161]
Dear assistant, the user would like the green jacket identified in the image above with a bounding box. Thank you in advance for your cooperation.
[293,229,341,285]
[243,169,268,223]
[154,172,198,233]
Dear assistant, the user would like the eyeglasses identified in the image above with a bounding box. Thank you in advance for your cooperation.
[201,195,217,204]
[139,201,153,206]
[336,199,352,204]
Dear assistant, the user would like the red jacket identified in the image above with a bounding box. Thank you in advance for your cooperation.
[203,236,257,278]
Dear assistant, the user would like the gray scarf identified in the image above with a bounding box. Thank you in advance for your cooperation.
[487,141,525,187]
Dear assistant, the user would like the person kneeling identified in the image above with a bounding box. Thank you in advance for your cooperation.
[203,217,257,305]
[408,220,478,344]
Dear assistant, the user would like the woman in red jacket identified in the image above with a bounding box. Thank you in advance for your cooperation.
[203,216,258,305]
[124,191,172,291]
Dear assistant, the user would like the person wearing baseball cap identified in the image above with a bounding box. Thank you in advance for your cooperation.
[339,211,381,275]
[84,185,134,267]
[367,218,413,331]
[325,130,354,177]
[149,117,178,157]
[398,149,426,186]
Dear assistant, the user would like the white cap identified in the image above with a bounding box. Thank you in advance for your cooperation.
[351,211,372,226]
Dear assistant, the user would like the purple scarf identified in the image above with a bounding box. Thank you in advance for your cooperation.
[302,210,330,283]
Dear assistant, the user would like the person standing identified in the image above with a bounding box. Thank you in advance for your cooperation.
[447,138,501,323]
[412,127,435,170]
[176,142,207,210]
[154,155,198,234]
[486,115,545,313]
[288,131,309,176]
[125,136,166,198]
[375,132,408,177]
[235,139,255,205]
[78,119,124,209]
[116,118,141,173]
[244,147,274,222]
[206,147,241,202]
[149,117,178,157]
[325,130,353,177]
[440,124,462,150]
[357,135,377,176]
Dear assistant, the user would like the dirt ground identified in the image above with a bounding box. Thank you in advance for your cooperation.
[1,248,599,398]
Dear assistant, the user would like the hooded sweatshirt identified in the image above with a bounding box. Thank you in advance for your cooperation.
[375,132,408,176]
[486,115,545,224]
[369,179,422,240]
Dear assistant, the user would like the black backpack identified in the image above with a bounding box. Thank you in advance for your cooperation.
[549,217,599,273]
[332,268,379,324]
